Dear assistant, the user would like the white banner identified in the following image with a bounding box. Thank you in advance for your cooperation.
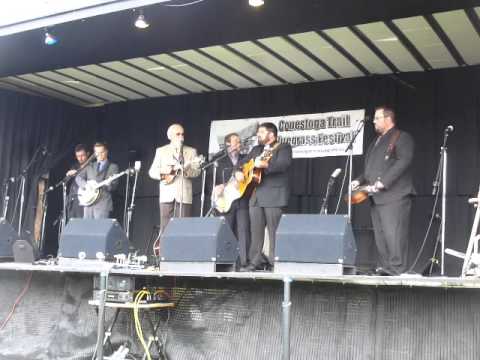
[208,109,366,159]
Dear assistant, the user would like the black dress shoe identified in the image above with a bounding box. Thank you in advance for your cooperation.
[239,264,256,272]
[375,267,394,276]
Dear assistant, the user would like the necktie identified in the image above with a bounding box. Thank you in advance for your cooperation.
[97,162,102,173]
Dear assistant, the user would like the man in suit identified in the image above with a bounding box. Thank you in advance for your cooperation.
[352,106,415,275]
[213,133,251,268]
[65,144,89,220]
[149,123,201,234]
[76,142,119,219]
[238,122,292,272]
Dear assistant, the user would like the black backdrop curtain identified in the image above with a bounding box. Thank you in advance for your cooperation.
[1,65,480,275]
[0,89,94,254]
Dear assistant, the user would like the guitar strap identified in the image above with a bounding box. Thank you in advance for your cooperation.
[385,129,401,160]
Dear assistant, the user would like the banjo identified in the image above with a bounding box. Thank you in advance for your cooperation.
[78,168,132,207]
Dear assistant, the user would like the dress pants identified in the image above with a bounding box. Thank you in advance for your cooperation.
[84,206,110,219]
[159,201,192,235]
[222,202,250,267]
[370,196,412,275]
[249,206,283,267]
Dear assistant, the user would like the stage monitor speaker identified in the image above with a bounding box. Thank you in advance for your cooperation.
[13,239,39,263]
[160,217,239,272]
[0,220,18,260]
[58,218,129,260]
[274,214,357,275]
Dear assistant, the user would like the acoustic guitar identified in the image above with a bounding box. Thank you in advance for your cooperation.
[160,155,205,185]
[213,146,274,213]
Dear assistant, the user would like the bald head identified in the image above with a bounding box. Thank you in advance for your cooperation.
[167,124,185,146]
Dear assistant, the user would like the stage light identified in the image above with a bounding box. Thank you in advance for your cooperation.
[44,30,58,45]
[43,29,58,45]
[134,10,150,29]
[249,0,264,7]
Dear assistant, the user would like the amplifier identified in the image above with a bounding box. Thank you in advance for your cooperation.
[92,290,134,303]
[93,274,137,292]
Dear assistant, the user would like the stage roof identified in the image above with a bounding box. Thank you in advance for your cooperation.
[0,0,479,107]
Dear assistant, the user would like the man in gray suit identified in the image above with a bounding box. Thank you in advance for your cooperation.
[239,122,292,272]
[76,142,119,219]
[149,124,201,234]
[352,106,415,275]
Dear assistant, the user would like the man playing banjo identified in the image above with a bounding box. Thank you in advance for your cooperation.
[75,142,119,219]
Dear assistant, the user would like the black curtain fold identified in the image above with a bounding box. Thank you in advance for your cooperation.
[0,89,93,253]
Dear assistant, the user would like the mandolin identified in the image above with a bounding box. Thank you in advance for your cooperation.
[160,155,205,185]
[344,185,375,205]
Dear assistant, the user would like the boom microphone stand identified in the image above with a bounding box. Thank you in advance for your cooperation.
[48,153,96,237]
[16,146,46,236]
[343,119,366,222]
[125,161,141,240]
[203,151,228,217]
[1,178,14,221]
[430,125,454,276]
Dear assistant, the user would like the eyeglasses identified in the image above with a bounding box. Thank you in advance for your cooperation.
[175,133,184,136]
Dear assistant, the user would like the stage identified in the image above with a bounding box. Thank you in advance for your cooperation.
[0,261,480,360]
[0,261,479,289]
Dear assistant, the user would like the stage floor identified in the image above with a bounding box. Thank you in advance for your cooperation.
[0,260,479,289]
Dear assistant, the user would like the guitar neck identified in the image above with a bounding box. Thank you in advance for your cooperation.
[95,169,130,188]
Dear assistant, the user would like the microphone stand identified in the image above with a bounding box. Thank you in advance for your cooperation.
[125,168,139,240]
[39,183,50,256]
[200,167,207,217]
[123,162,131,231]
[320,177,336,215]
[202,151,228,217]
[16,146,45,236]
[431,129,451,276]
[178,145,184,219]
[200,149,227,217]
[343,120,366,222]
[1,179,12,221]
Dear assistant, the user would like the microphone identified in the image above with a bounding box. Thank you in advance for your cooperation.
[330,168,342,179]
[134,161,141,172]
[178,142,184,165]
[321,168,342,214]
[444,125,454,133]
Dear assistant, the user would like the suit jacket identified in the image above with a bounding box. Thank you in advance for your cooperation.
[67,163,83,218]
[75,160,119,212]
[357,127,415,205]
[149,144,201,204]
[215,153,249,209]
[243,142,292,208]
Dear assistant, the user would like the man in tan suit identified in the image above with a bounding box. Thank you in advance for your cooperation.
[149,124,201,234]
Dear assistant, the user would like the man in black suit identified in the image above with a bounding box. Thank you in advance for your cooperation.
[352,106,415,275]
[65,144,89,221]
[213,133,251,268]
[76,142,119,219]
[239,122,292,272]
